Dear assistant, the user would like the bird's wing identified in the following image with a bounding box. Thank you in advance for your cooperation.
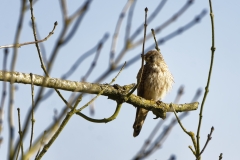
[133,65,149,137]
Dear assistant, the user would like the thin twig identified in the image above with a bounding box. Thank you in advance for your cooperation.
[16,108,24,160]
[134,120,164,160]
[9,1,27,159]
[122,9,207,69]
[174,85,185,103]
[68,0,91,22]
[24,97,77,159]
[66,33,108,115]
[132,0,194,48]
[63,33,109,79]
[129,0,167,41]
[60,0,68,21]
[196,0,215,157]
[81,37,104,81]
[115,0,193,64]
[127,7,148,97]
[69,61,125,118]
[110,0,133,65]
[125,0,137,44]
[189,146,196,156]
[30,0,72,110]
[168,155,176,160]
[75,62,127,122]
[0,22,57,49]
[76,103,122,123]
[95,9,207,82]
[40,33,109,105]
[27,94,81,160]
[47,1,91,73]
[29,22,48,64]
[151,29,160,51]
[35,131,46,159]
[12,1,92,158]
[171,103,197,151]
[35,95,82,160]
[30,0,71,109]
[29,0,71,110]
[29,0,53,76]
[133,117,176,160]
[89,99,95,116]
[146,87,201,158]
[24,103,70,159]
[115,0,168,65]
[219,153,223,160]
[8,3,203,158]
[172,87,202,122]
[24,0,39,11]
[76,62,126,112]
[133,85,185,160]
[29,73,35,150]
[192,88,202,102]
[11,0,88,158]
[62,0,92,45]
[0,49,9,135]
[197,126,214,159]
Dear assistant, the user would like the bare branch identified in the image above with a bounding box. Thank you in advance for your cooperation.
[219,153,223,160]
[95,9,207,82]
[76,103,122,123]
[196,0,216,156]
[62,0,92,45]
[77,62,126,112]
[0,49,9,137]
[0,71,198,118]
[110,0,134,65]
[171,104,197,152]
[16,108,24,160]
[132,0,194,47]
[197,126,214,159]
[81,38,105,81]
[129,0,167,41]
[0,22,58,49]
[8,1,27,159]
[127,7,148,97]
[133,85,185,160]
[124,0,137,44]
[29,73,35,150]
[114,0,168,66]
[34,95,82,160]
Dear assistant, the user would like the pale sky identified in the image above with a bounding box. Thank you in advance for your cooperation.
[0,0,240,159]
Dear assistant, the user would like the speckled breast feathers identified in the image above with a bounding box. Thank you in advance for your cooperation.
[137,50,173,101]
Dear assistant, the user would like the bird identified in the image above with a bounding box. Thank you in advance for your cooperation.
[133,50,174,137]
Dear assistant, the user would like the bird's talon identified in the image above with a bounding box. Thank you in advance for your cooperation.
[153,116,159,119]
[156,100,162,105]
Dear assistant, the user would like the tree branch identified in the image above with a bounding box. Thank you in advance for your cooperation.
[0,71,198,119]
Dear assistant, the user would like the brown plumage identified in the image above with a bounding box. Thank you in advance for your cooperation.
[133,50,174,137]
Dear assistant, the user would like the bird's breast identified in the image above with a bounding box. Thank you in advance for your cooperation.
[142,66,173,101]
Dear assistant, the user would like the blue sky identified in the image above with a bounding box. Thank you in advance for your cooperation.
[0,0,240,159]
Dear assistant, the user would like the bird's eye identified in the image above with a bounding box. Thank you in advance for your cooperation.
[149,56,154,62]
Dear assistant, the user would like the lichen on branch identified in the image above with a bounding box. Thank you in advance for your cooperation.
[0,70,198,118]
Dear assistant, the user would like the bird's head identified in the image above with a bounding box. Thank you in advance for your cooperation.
[144,50,164,65]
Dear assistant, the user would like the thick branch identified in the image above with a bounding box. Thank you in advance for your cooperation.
[0,71,198,118]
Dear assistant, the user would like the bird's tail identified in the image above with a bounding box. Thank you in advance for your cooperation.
[133,108,149,137]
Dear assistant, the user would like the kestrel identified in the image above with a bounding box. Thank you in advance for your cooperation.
[133,50,174,137]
